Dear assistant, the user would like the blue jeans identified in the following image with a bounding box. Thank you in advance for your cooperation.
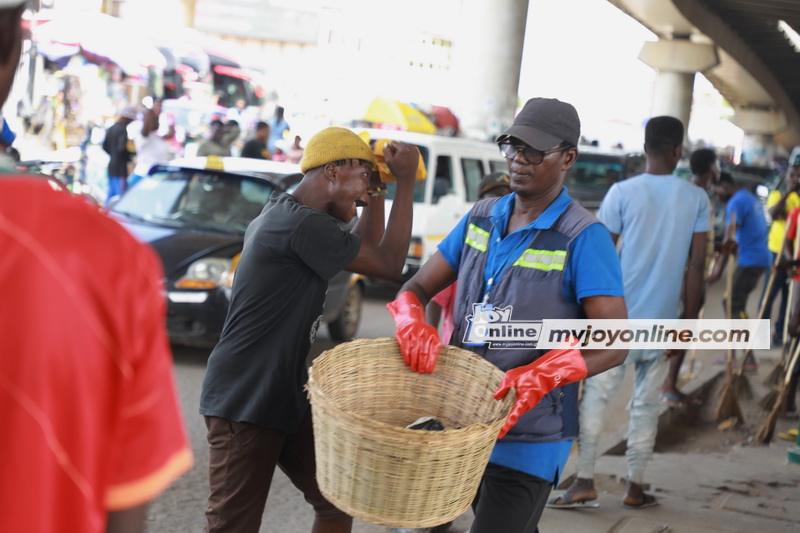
[576,349,667,485]
[106,175,127,206]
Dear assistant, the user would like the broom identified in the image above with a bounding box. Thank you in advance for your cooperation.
[680,253,721,386]
[715,213,744,425]
[759,336,797,410]
[763,225,798,386]
[678,307,702,387]
[753,339,800,445]
[728,213,754,402]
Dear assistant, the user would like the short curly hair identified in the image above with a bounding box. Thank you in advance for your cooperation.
[644,116,684,153]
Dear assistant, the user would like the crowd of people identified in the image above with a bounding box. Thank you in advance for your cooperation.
[97,100,306,206]
[2,0,799,531]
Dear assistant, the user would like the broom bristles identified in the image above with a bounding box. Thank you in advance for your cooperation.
[714,381,744,424]
[758,386,780,411]
[762,362,785,387]
[733,371,753,401]
[754,387,790,445]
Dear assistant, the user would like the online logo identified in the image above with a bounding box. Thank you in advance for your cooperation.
[463,304,543,349]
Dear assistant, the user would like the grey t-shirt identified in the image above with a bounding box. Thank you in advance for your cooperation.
[199,192,360,431]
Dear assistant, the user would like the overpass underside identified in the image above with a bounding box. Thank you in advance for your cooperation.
[610,0,800,154]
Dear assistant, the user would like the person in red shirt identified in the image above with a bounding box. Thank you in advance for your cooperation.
[0,3,192,531]
[781,206,800,412]
[0,177,194,533]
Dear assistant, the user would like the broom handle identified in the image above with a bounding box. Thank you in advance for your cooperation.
[687,306,703,376]
[784,221,800,343]
[726,212,737,374]
[757,223,792,321]
[784,279,796,345]
[782,337,800,387]
[783,336,798,366]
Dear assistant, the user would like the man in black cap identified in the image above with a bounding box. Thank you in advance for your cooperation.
[385,98,628,532]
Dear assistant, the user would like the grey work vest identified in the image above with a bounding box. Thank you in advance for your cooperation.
[451,195,599,443]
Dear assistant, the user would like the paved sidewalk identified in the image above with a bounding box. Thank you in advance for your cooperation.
[534,280,800,533]
[387,282,800,533]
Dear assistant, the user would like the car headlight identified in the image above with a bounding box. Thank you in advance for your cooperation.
[175,257,234,289]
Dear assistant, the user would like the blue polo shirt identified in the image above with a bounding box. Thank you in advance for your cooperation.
[438,187,624,483]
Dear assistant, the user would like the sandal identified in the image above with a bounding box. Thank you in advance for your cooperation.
[620,493,659,509]
[546,493,600,509]
[661,391,702,408]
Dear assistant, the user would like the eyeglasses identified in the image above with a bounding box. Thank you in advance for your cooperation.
[498,143,568,165]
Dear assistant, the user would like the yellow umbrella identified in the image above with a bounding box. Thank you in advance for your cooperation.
[362,97,437,134]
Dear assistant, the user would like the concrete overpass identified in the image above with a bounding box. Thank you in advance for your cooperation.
[457,0,800,165]
[610,0,800,163]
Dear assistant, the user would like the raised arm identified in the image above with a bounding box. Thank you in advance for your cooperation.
[350,171,386,246]
[345,142,418,279]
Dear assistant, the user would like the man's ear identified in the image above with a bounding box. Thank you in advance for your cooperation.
[561,147,578,172]
[323,162,338,184]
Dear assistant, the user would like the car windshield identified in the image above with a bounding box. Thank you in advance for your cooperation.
[565,155,625,193]
[111,168,276,233]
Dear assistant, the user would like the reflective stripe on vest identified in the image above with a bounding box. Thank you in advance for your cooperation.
[465,223,490,252]
[512,249,567,271]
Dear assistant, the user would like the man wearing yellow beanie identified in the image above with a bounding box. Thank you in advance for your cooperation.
[200,126,420,532]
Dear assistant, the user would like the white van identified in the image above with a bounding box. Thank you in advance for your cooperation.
[355,128,507,279]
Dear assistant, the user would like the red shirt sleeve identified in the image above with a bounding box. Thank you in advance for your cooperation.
[788,207,800,255]
[104,242,193,510]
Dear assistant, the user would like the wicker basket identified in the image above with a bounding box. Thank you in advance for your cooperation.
[306,337,515,528]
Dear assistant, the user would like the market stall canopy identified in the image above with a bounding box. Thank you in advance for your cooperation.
[32,12,166,78]
[430,105,460,135]
[362,97,436,135]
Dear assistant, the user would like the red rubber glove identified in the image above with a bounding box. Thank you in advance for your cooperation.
[386,291,441,374]
[493,346,587,439]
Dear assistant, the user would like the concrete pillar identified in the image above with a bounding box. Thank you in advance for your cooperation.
[650,71,694,130]
[450,0,528,141]
[730,107,786,166]
[639,37,719,131]
[179,0,196,28]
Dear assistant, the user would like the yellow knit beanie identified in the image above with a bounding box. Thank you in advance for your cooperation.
[300,127,377,173]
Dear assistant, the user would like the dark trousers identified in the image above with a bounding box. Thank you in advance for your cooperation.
[469,463,553,533]
[203,412,350,533]
[731,266,767,319]
[760,253,788,339]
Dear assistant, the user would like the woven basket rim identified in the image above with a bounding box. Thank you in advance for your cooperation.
[307,337,517,527]
[306,337,514,437]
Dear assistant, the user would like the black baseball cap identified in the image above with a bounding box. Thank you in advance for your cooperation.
[496,97,580,150]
